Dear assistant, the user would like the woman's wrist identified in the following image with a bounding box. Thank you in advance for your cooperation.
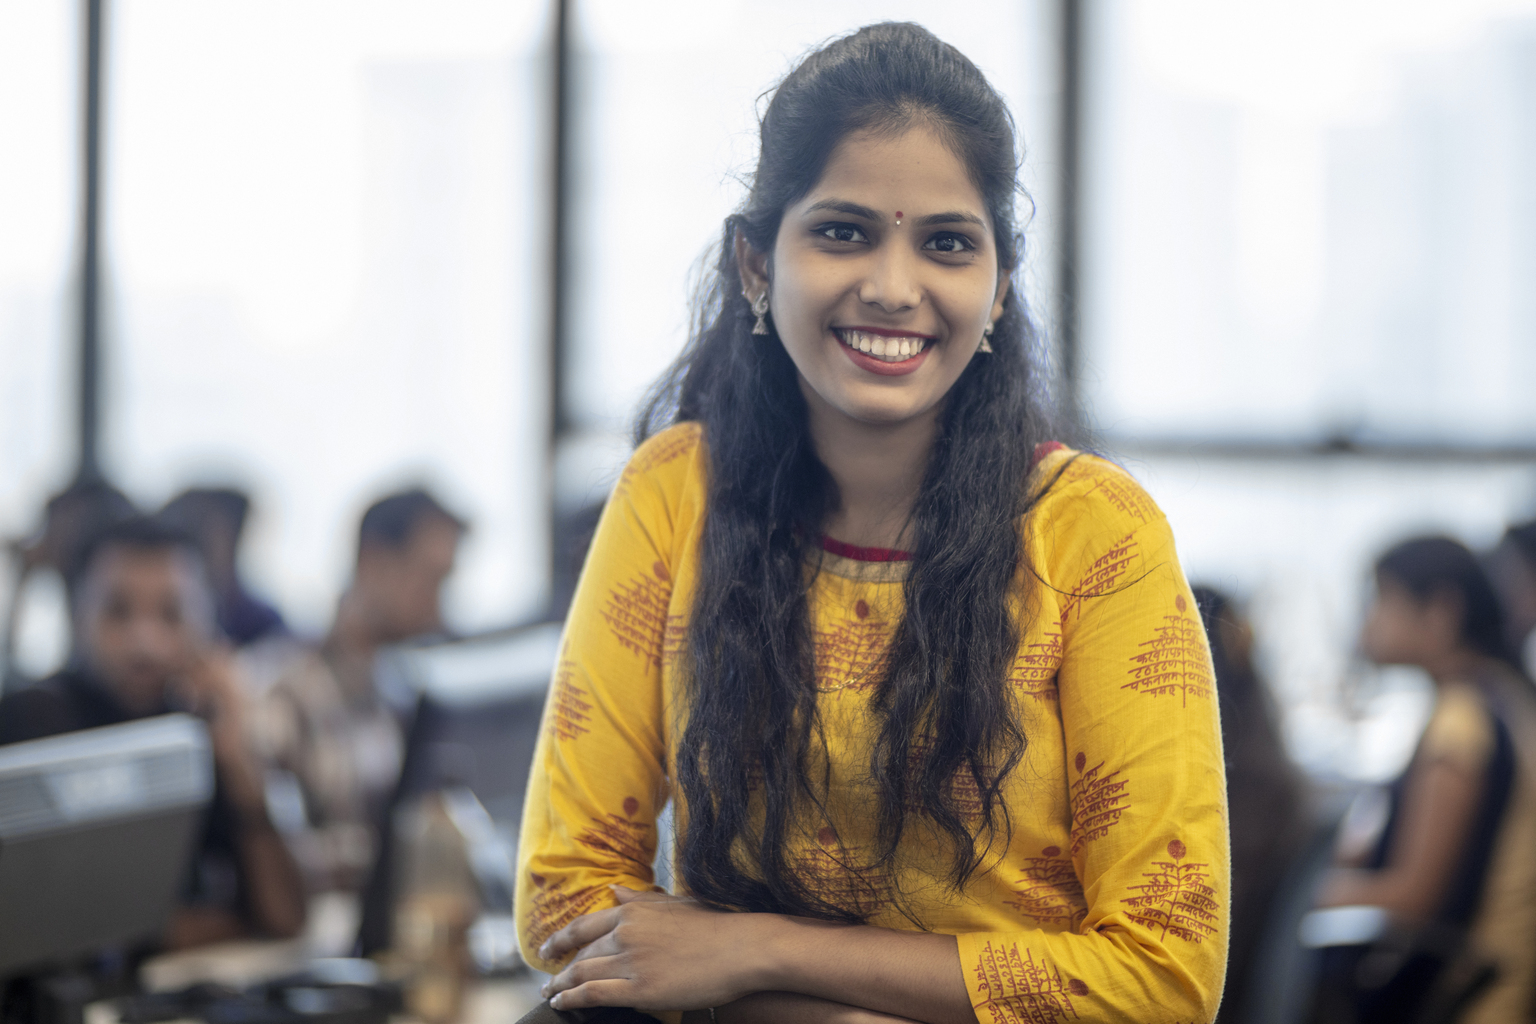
[734,912,795,994]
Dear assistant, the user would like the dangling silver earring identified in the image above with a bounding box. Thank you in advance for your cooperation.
[978,322,995,354]
[750,290,771,335]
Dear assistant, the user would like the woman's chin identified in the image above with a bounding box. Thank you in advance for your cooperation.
[827,390,944,429]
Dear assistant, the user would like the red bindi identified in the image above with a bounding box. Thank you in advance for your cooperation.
[894,210,904,225]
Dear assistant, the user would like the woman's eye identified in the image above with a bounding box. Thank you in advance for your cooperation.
[816,223,868,244]
[924,232,976,254]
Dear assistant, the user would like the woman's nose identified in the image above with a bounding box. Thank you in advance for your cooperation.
[857,245,921,313]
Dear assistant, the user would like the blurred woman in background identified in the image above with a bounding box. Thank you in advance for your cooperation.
[1314,536,1536,1024]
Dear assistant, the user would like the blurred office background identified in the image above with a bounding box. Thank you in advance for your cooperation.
[3,0,1536,786]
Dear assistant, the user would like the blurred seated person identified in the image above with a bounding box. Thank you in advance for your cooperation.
[0,517,306,948]
[1314,536,1536,1024]
[160,487,288,648]
[1485,519,1536,679]
[1192,586,1307,1023]
[253,488,464,893]
[3,479,135,689]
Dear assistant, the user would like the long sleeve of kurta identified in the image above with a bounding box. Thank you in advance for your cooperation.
[516,426,1229,1023]
[954,454,1229,1022]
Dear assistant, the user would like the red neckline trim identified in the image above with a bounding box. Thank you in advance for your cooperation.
[819,442,1063,565]
[821,537,913,563]
[1032,440,1066,467]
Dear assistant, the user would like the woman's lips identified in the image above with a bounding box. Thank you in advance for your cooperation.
[834,328,933,376]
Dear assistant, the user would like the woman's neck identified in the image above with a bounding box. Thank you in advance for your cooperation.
[805,390,939,551]
[1421,646,1491,688]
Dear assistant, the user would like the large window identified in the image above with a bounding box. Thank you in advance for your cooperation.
[1087,0,1536,440]
[1089,0,1536,777]
[0,2,76,539]
[3,2,552,647]
[5,1,1535,782]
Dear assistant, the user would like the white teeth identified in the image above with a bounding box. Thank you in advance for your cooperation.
[837,330,929,362]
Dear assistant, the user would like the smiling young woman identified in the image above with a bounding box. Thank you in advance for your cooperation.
[516,23,1228,1024]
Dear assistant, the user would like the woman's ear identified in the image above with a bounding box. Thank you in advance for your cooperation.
[734,229,769,299]
[990,273,1011,325]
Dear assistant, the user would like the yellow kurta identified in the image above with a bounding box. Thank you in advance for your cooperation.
[517,423,1230,1023]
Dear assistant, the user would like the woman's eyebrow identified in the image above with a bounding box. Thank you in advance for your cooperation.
[803,199,881,220]
[915,210,986,228]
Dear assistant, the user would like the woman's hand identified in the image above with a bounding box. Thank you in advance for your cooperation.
[539,886,776,1011]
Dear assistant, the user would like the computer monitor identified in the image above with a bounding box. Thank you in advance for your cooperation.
[0,714,213,977]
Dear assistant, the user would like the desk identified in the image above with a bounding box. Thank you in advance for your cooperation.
[83,894,546,1024]
[86,979,544,1024]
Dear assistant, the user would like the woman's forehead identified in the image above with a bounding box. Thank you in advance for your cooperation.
[799,125,990,224]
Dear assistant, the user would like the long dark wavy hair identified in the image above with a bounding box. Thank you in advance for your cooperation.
[635,22,1065,923]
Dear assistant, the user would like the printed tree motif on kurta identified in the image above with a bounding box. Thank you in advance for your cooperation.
[574,795,655,879]
[1124,595,1213,705]
[1005,847,1087,931]
[1009,627,1061,702]
[548,660,593,742]
[1083,470,1158,526]
[814,599,892,692]
[790,826,889,918]
[1059,533,1141,627]
[601,561,673,668]
[903,738,992,820]
[612,424,699,500]
[524,873,605,949]
[1121,839,1221,944]
[1069,751,1128,855]
[970,941,1083,1024]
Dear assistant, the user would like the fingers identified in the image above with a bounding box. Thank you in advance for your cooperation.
[538,905,621,961]
[612,884,679,904]
[540,953,632,1006]
[549,978,636,1011]
[568,928,621,965]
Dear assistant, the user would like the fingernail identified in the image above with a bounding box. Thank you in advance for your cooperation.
[551,994,564,1009]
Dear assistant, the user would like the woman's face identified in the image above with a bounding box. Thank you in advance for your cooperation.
[1360,576,1460,667]
[741,124,1009,429]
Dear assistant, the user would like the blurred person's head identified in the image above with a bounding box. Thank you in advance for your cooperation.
[1487,520,1536,657]
[69,516,215,715]
[17,480,135,588]
[159,487,251,597]
[1363,535,1514,674]
[348,488,464,643]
